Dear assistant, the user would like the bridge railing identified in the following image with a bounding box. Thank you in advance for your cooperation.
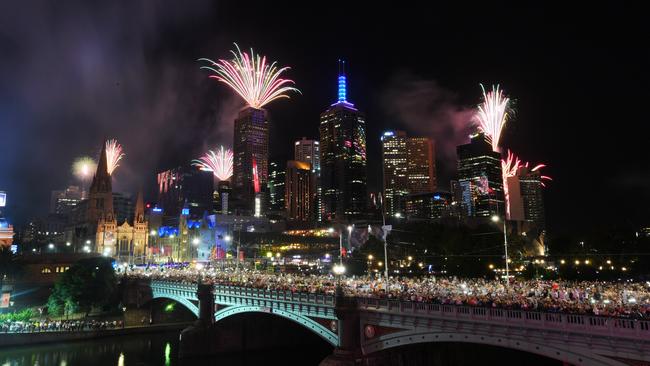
[357,297,650,340]
[214,285,335,306]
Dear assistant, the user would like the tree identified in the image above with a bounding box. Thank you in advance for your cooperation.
[47,257,117,317]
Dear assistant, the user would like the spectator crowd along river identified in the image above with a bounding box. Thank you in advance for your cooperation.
[127,265,650,319]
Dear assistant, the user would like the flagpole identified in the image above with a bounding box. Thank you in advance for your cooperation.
[381,195,389,280]
[339,228,343,266]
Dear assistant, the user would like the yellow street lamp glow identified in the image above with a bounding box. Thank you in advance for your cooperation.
[407,256,413,261]
[418,262,423,267]
[606,260,611,264]
[622,267,627,271]
[333,264,346,275]
[378,261,383,267]
[275,252,281,258]
[368,254,373,260]
[560,259,566,264]
[575,260,580,265]
[584,259,590,265]
[489,264,494,269]
[266,252,272,258]
[491,215,500,222]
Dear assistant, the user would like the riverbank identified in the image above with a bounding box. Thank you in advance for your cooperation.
[0,322,190,348]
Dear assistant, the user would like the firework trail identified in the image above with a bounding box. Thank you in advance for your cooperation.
[476,84,510,151]
[105,139,125,175]
[72,156,97,181]
[199,43,300,109]
[192,146,234,181]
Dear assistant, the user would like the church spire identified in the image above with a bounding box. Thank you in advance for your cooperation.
[90,139,112,195]
[134,188,145,223]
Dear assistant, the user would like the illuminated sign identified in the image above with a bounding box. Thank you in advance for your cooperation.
[181,208,189,216]
[433,195,441,200]
[0,192,5,207]
[152,207,162,213]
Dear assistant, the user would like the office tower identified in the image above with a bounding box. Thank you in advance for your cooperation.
[156,164,213,219]
[294,137,322,223]
[267,161,286,213]
[405,192,452,220]
[232,107,269,214]
[382,131,437,217]
[294,137,320,172]
[285,160,314,223]
[407,137,436,193]
[381,131,408,216]
[506,166,545,228]
[319,61,367,221]
[456,133,504,217]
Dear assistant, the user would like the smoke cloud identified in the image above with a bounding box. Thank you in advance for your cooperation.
[380,72,476,190]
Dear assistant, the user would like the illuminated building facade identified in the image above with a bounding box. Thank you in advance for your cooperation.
[319,61,367,221]
[267,161,286,213]
[295,137,322,222]
[381,131,408,216]
[382,131,436,217]
[507,166,546,228]
[407,137,436,193]
[232,107,269,215]
[405,192,452,220]
[0,191,14,248]
[285,160,314,223]
[456,133,504,217]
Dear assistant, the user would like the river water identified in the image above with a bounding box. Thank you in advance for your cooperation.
[0,330,559,366]
[0,331,331,366]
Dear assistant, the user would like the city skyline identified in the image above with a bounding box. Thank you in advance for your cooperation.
[0,2,647,237]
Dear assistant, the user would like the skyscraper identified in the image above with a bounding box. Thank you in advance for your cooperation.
[267,161,286,213]
[319,61,367,221]
[285,160,314,223]
[232,107,270,215]
[382,131,436,217]
[381,131,408,216]
[294,137,320,172]
[407,137,436,193]
[456,133,504,218]
[295,137,322,222]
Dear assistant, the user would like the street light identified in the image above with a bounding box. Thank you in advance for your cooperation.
[333,264,346,293]
[48,243,54,250]
[368,254,373,260]
[491,215,509,286]
[192,238,200,246]
[66,242,71,247]
[150,230,157,236]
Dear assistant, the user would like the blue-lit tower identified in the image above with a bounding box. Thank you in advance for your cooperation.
[319,60,368,222]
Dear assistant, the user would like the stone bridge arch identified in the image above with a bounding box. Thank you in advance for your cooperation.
[214,305,339,346]
[362,330,628,366]
[149,294,199,317]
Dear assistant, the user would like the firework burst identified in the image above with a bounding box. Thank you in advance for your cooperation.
[105,139,125,175]
[72,156,97,181]
[192,146,234,181]
[502,150,553,218]
[199,43,300,109]
[475,84,511,151]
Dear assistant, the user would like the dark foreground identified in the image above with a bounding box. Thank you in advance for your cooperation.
[0,329,561,366]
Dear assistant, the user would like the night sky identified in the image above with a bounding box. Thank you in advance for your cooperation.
[0,2,647,237]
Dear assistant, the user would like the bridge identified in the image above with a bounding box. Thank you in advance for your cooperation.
[142,280,650,366]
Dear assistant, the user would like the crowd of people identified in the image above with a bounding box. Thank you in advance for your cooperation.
[128,265,650,319]
[0,319,124,333]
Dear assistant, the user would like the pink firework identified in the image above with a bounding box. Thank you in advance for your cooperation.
[475,84,511,152]
[527,162,553,187]
[105,139,125,175]
[199,44,300,109]
[192,146,233,181]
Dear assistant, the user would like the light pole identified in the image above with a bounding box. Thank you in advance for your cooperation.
[346,225,353,264]
[492,215,509,286]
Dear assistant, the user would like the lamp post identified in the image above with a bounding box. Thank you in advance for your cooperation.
[492,215,509,286]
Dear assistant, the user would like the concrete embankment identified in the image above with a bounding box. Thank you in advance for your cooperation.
[0,322,189,348]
